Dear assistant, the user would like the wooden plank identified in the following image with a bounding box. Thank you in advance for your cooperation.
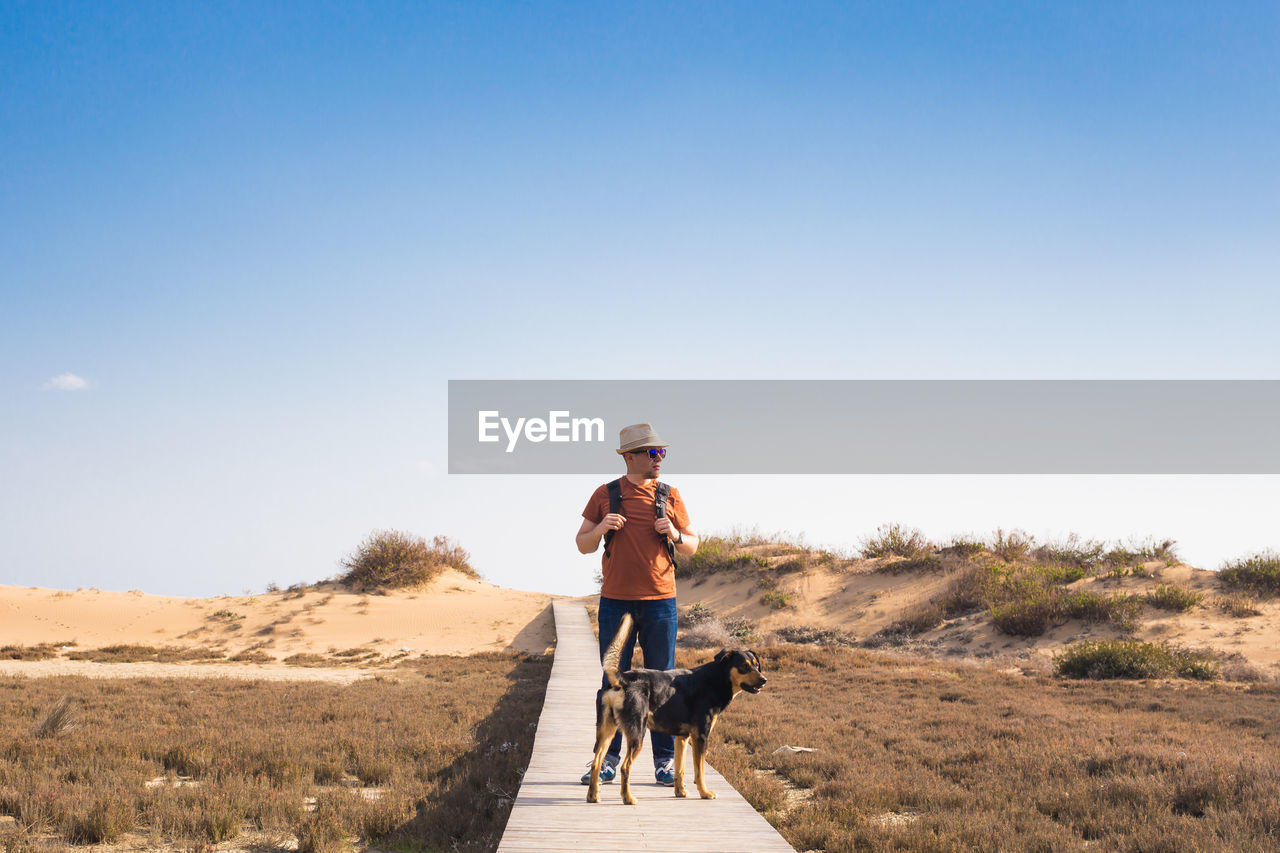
[496,600,796,853]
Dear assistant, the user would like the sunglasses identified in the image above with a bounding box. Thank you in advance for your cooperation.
[631,448,667,459]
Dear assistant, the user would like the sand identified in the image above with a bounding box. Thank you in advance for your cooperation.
[0,570,560,681]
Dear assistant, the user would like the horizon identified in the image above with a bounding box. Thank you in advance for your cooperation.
[3,2,1277,598]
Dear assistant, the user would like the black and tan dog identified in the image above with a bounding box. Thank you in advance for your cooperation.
[586,612,767,805]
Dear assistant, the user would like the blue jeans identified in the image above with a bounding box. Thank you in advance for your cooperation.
[596,595,677,766]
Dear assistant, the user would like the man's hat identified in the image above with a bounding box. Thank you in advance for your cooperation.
[616,423,668,454]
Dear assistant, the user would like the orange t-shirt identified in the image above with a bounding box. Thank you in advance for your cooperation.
[583,478,690,600]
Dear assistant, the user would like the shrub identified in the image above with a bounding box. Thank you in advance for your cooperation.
[990,597,1057,637]
[1038,564,1088,584]
[1144,584,1203,612]
[860,523,933,559]
[1033,535,1106,571]
[681,536,768,577]
[773,625,858,647]
[883,602,945,637]
[1060,591,1141,629]
[1217,593,1261,618]
[297,801,346,853]
[1218,551,1280,597]
[67,797,134,844]
[338,530,475,590]
[989,528,1033,563]
[941,536,985,559]
[760,590,791,610]
[1055,640,1219,680]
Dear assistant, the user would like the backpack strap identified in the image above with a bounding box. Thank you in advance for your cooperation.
[654,481,678,569]
[602,478,623,557]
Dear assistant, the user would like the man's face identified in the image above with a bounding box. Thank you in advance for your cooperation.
[626,447,665,479]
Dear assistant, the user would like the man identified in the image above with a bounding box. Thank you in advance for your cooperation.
[575,423,698,787]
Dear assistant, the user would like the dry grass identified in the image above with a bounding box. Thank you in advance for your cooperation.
[693,644,1280,852]
[338,529,477,591]
[66,645,225,663]
[0,652,549,852]
[0,644,68,662]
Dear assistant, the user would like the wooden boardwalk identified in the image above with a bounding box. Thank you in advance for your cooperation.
[497,600,796,853]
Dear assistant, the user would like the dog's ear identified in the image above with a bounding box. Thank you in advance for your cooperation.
[714,649,729,663]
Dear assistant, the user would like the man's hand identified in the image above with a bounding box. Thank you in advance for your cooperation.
[656,518,699,556]
[598,513,627,535]
[577,514,624,554]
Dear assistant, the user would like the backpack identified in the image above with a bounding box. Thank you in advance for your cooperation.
[602,478,678,568]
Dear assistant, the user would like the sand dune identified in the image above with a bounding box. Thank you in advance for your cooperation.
[4,558,1276,682]
[0,570,558,680]
[684,557,1280,674]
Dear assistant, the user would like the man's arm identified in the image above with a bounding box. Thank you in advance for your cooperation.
[576,514,626,555]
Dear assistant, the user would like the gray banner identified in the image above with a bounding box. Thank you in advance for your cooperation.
[447,380,1280,474]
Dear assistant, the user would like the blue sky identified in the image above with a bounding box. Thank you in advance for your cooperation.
[2,2,1277,597]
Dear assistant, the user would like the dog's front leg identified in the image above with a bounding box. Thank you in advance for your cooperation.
[691,735,717,799]
[672,736,688,798]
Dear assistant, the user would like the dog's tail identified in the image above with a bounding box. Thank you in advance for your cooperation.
[601,611,633,690]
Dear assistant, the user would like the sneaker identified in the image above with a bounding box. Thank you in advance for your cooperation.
[580,756,618,785]
[655,758,676,786]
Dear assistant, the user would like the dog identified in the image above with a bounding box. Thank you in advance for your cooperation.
[586,611,767,805]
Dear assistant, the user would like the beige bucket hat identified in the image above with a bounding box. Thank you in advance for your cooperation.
[616,423,669,454]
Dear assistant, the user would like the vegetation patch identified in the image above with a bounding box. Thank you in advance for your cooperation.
[1055,640,1220,680]
[772,625,859,647]
[860,523,933,559]
[338,529,476,591]
[1218,551,1280,597]
[1144,584,1204,612]
[681,536,769,578]
[0,652,549,852]
[67,645,224,663]
[696,645,1276,852]
[1216,593,1261,618]
[0,643,67,661]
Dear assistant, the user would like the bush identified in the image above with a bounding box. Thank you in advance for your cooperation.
[1218,551,1280,597]
[773,625,858,647]
[681,536,768,577]
[1144,584,1203,612]
[989,529,1033,563]
[990,597,1057,637]
[1056,640,1219,680]
[1060,591,1141,630]
[1217,593,1262,618]
[1033,535,1106,571]
[67,797,134,844]
[882,602,945,637]
[860,524,933,559]
[338,530,475,591]
[941,536,985,559]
